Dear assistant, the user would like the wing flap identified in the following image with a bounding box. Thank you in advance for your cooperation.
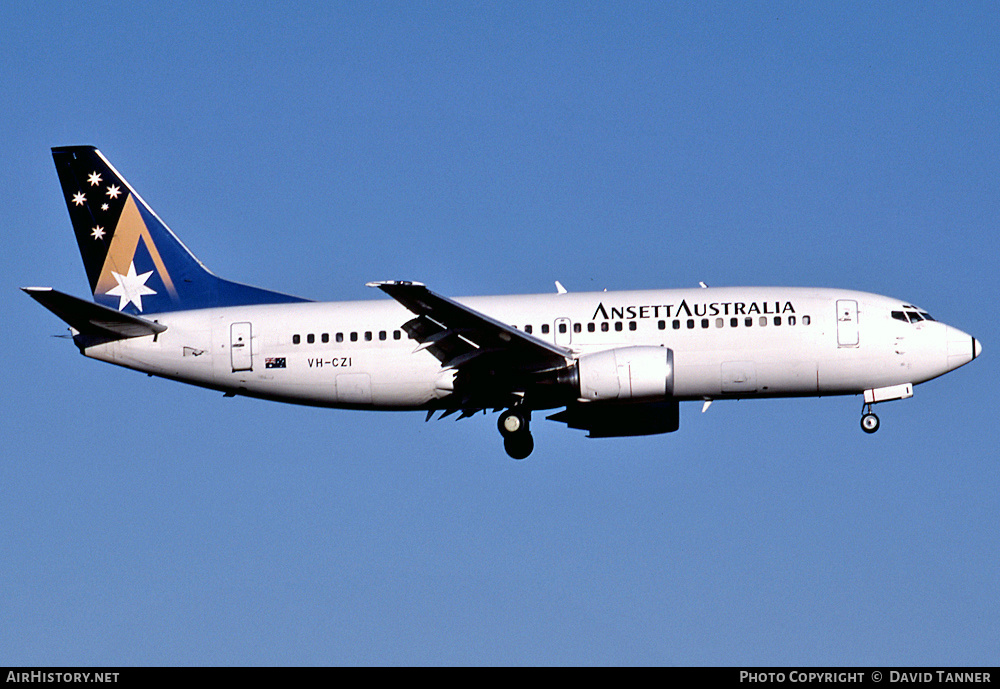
[23,287,167,339]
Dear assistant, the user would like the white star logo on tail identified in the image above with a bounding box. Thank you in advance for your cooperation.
[72,192,86,206]
[106,261,157,311]
[88,172,102,186]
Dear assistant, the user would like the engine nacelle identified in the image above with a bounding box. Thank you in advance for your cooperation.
[548,400,679,437]
[576,346,674,401]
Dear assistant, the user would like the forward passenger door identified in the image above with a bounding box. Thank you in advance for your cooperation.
[836,300,859,347]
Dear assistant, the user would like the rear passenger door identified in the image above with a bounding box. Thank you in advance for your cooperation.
[230,322,253,371]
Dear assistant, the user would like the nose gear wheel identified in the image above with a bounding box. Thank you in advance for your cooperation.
[860,402,880,434]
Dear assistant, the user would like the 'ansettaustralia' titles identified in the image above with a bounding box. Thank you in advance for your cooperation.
[592,300,797,321]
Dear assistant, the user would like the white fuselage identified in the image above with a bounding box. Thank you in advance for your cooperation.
[78,286,978,410]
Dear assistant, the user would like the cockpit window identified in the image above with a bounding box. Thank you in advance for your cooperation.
[893,309,936,324]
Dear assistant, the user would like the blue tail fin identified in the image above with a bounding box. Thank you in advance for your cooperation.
[52,146,308,314]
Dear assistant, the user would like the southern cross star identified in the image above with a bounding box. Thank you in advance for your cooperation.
[72,192,86,206]
[88,172,102,186]
[106,184,121,199]
[91,226,105,240]
[105,261,157,311]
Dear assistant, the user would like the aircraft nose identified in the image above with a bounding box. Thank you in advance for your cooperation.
[946,326,980,371]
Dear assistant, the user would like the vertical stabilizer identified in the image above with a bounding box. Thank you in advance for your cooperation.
[52,146,308,314]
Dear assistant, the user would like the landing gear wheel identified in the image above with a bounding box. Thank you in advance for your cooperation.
[498,407,533,459]
[498,409,527,437]
[861,412,880,434]
[504,433,534,460]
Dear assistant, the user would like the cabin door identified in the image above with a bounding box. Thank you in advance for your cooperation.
[230,322,253,371]
[836,300,859,347]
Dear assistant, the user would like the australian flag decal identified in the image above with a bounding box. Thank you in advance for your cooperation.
[265,357,286,369]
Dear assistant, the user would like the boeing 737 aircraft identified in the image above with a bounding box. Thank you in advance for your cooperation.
[25,146,981,458]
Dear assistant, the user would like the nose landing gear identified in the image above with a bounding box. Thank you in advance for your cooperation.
[498,407,534,459]
[860,403,880,434]
[858,384,913,434]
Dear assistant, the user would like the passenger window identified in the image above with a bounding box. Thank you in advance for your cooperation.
[601,322,609,332]
[394,330,402,340]
[687,319,695,329]
[716,318,724,328]
[658,320,666,330]
[558,323,567,334]
[629,321,637,331]
[673,320,680,330]
[760,316,767,327]
[379,331,387,341]
[774,316,781,326]
[307,333,315,344]
[292,334,300,345]
[336,332,344,343]
[322,333,329,343]
[588,323,596,332]
[350,332,358,342]
[541,324,550,334]
[745,317,753,327]
[803,316,811,325]
[701,319,709,328]
[525,325,533,334]
[730,318,738,328]
[573,323,581,333]
[364,332,372,341]
[788,316,796,326]
[614,322,623,332]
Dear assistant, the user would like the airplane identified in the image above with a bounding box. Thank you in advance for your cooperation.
[25,146,981,459]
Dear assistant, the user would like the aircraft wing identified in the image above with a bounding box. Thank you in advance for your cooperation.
[23,287,167,340]
[368,281,571,373]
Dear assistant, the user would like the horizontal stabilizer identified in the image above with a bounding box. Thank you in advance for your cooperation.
[22,287,167,340]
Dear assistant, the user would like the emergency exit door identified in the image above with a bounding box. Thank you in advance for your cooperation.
[836,300,859,347]
[231,322,253,371]
[554,318,572,346]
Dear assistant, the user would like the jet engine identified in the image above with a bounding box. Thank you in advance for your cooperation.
[576,346,674,401]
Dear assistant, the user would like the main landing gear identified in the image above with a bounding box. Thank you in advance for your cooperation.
[498,407,534,460]
[860,403,880,434]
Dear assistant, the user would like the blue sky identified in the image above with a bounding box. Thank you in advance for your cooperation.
[3,1,997,665]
